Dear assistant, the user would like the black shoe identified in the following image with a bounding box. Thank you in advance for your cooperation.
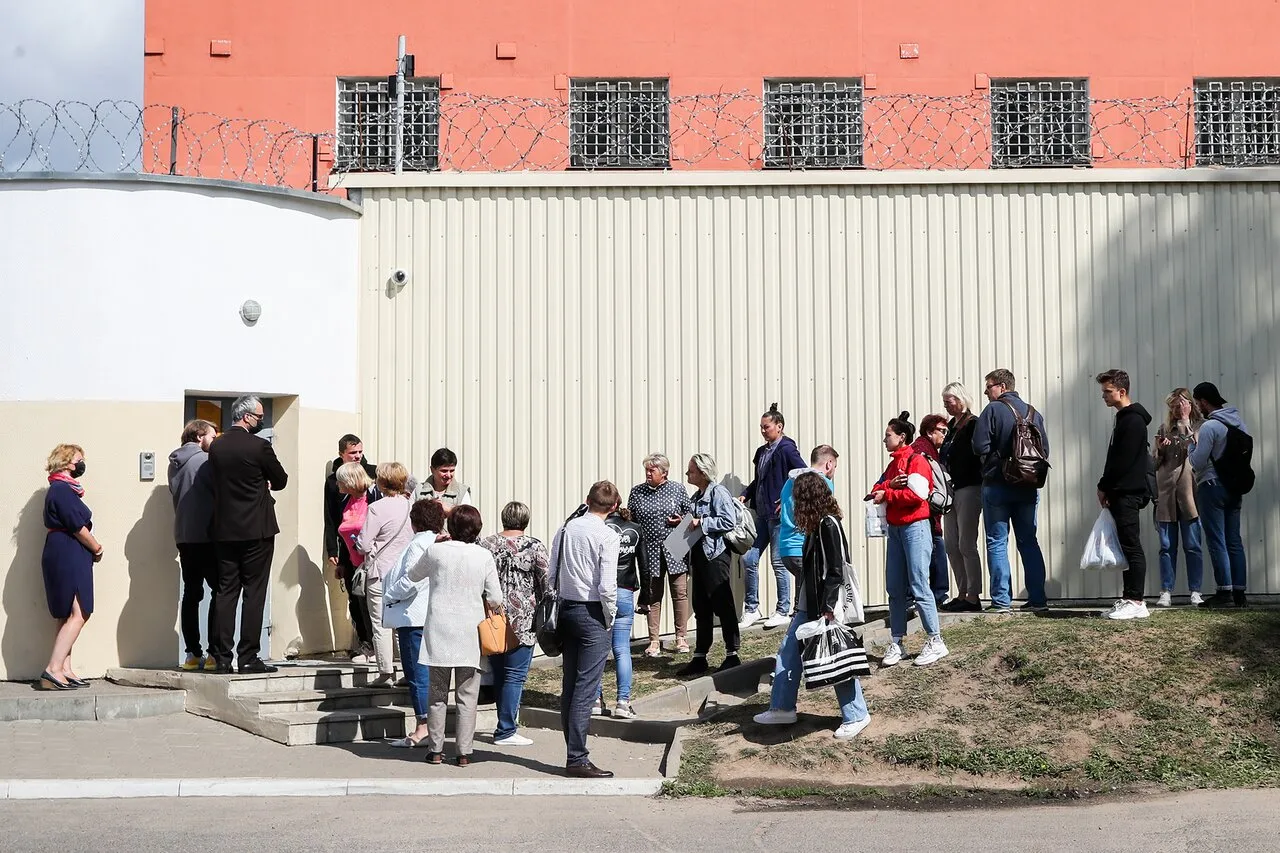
[717,654,742,672]
[1199,590,1236,609]
[676,657,709,677]
[238,658,278,674]
[37,671,75,690]
[213,662,236,674]
[939,599,963,613]
[566,762,614,779]
[1233,590,1249,609]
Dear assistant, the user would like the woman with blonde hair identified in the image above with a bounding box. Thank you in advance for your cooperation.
[356,461,414,685]
[939,382,984,612]
[335,461,376,661]
[1154,387,1205,606]
[39,443,103,689]
[626,453,694,657]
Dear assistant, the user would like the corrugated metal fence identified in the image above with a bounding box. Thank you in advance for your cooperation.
[352,170,1279,637]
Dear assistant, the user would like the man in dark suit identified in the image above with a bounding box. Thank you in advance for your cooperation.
[207,395,288,674]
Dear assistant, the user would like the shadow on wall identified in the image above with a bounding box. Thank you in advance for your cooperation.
[117,486,179,668]
[2,490,57,680]
[283,543,341,655]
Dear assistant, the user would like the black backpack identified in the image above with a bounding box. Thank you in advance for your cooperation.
[1210,415,1255,496]
[1001,401,1050,489]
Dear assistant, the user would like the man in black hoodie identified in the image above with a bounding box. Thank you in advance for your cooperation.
[1096,369,1153,621]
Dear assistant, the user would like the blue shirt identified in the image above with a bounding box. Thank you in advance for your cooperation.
[777,469,835,558]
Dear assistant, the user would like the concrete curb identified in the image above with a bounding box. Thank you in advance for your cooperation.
[1,777,665,800]
[0,691,186,722]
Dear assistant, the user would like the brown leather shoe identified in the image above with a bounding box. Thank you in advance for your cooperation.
[565,762,614,779]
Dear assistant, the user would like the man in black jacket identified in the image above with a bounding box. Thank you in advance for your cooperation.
[208,396,289,673]
[323,434,377,657]
[1095,369,1153,621]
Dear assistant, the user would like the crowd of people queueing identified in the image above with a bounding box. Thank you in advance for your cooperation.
[34,369,1255,768]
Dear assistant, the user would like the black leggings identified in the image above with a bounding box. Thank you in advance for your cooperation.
[690,548,739,656]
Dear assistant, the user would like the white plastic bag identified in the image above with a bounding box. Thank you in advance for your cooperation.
[1081,509,1128,571]
[864,500,888,538]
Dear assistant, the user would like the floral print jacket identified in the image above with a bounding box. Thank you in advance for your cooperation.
[479,533,551,646]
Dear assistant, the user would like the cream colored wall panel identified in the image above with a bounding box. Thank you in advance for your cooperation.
[355,176,1280,623]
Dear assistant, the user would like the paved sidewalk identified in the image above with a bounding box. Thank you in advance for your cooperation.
[0,713,666,782]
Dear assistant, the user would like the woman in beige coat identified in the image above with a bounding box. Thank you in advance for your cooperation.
[1153,388,1204,607]
[408,504,503,766]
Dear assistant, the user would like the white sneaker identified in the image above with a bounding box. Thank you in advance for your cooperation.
[763,612,791,629]
[833,715,872,740]
[350,653,371,664]
[493,733,533,746]
[1156,591,1172,608]
[1103,599,1150,620]
[880,642,903,667]
[612,703,638,719]
[914,637,950,667]
[1190,591,1205,606]
[739,607,763,629]
[752,709,798,726]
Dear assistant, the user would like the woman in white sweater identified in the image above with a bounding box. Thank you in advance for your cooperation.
[408,504,503,766]
[356,462,415,686]
[380,498,446,747]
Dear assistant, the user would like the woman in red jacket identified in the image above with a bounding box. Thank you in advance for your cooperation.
[869,412,949,669]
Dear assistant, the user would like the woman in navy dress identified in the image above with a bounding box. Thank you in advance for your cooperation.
[40,443,103,690]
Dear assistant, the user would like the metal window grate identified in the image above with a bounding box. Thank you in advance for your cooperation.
[1194,79,1280,167]
[990,79,1091,168]
[336,77,440,172]
[569,79,670,169]
[763,79,864,169]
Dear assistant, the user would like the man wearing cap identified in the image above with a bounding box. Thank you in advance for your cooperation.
[1188,382,1252,608]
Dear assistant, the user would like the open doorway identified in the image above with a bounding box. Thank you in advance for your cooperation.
[178,393,275,664]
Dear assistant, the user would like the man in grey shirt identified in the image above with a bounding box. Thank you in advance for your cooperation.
[550,480,621,778]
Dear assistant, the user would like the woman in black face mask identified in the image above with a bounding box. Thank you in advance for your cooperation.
[39,443,103,690]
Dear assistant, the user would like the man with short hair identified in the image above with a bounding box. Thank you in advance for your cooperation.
[775,444,840,583]
[550,480,621,778]
[1095,369,1154,621]
[1189,382,1252,608]
[973,368,1050,613]
[207,396,288,674]
[168,419,219,670]
[323,434,378,658]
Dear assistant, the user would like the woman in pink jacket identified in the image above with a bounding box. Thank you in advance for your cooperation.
[869,412,949,669]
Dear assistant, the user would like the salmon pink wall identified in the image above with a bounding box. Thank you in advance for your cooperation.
[143,0,1280,170]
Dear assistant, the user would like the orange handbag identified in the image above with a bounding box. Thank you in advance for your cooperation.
[478,610,517,656]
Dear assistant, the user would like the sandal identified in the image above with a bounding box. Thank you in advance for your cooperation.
[425,752,445,765]
[643,644,662,658]
[455,754,471,767]
[389,736,426,748]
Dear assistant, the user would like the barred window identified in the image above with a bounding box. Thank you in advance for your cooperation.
[1195,79,1280,167]
[569,79,670,169]
[336,77,440,172]
[763,79,863,169]
[990,78,1091,168]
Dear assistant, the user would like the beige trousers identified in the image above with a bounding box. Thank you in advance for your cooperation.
[363,577,396,675]
[646,571,690,645]
[427,666,481,756]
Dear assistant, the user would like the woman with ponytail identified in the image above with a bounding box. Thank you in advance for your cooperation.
[868,413,949,669]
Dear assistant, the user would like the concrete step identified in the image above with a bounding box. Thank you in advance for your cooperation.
[260,704,501,746]
[238,687,409,714]
[221,666,399,697]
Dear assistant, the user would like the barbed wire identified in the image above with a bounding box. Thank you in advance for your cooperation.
[0,90,1234,190]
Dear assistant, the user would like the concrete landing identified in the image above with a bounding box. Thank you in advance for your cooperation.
[0,680,185,722]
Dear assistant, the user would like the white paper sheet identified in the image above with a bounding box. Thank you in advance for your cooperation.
[663,513,702,562]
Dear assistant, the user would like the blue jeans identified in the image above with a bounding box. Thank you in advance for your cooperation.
[930,532,949,603]
[1198,481,1247,590]
[1158,519,1204,593]
[886,520,941,639]
[611,588,636,703]
[743,512,791,615]
[489,642,535,740]
[982,483,1048,608]
[769,609,867,724]
[395,627,429,720]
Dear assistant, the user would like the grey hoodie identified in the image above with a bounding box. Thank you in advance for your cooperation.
[1189,406,1250,487]
[168,443,215,544]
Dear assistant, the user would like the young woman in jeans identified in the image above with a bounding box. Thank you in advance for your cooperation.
[753,472,871,740]
[1153,388,1204,606]
[870,413,949,668]
[600,508,645,718]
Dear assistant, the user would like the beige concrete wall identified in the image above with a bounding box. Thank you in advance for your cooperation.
[0,401,360,681]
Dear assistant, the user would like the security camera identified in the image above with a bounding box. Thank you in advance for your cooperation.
[391,269,410,286]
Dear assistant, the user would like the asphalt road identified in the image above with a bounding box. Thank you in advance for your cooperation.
[2,789,1276,852]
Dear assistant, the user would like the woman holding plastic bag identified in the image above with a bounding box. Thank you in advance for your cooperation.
[752,473,872,741]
